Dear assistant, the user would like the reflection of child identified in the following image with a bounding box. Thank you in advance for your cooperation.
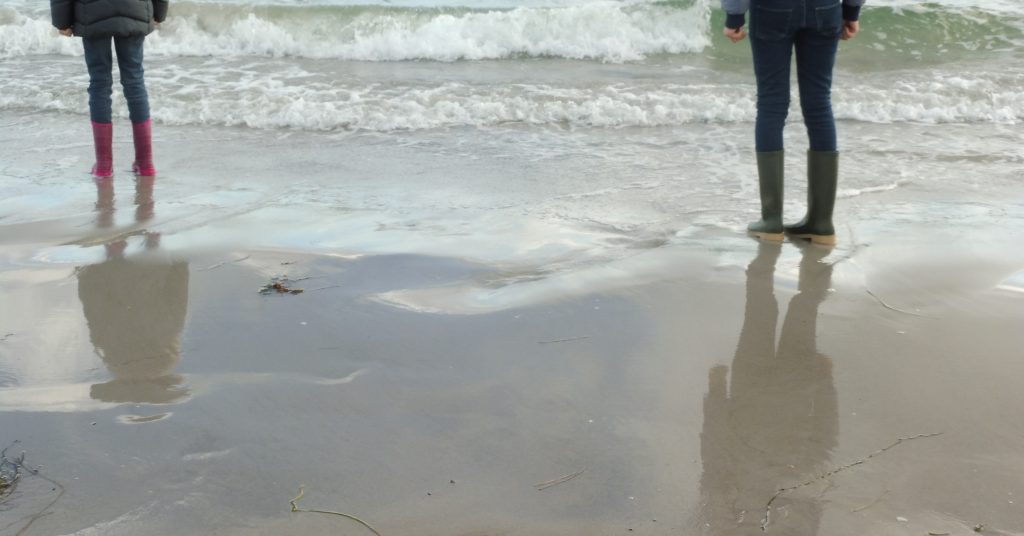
[79,179,189,405]
[80,255,190,404]
[701,242,837,533]
[50,0,169,178]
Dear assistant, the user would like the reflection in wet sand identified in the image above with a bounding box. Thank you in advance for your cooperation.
[78,179,191,405]
[700,242,838,534]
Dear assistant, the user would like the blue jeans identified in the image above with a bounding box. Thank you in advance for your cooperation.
[749,0,841,152]
[82,36,151,124]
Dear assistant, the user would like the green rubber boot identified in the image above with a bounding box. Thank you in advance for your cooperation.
[747,150,785,242]
[785,150,838,246]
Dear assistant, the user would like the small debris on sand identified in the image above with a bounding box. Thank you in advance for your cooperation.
[534,468,586,491]
[538,336,590,345]
[1,442,22,502]
[763,432,943,531]
[259,277,305,295]
[289,486,381,536]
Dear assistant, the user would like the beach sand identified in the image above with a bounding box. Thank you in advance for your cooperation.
[2,110,1024,536]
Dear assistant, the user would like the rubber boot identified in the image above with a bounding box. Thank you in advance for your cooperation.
[747,150,785,241]
[91,121,113,178]
[785,150,838,245]
[131,119,157,177]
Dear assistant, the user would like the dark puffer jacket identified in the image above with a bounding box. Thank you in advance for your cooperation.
[51,0,169,38]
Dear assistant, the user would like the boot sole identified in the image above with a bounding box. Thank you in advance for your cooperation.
[132,164,157,177]
[788,233,837,245]
[748,231,785,242]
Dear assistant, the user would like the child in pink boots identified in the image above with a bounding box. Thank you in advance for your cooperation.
[51,0,168,178]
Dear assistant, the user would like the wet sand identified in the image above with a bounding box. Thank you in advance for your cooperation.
[2,112,1024,535]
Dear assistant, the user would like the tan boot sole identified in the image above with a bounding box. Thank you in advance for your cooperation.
[789,233,837,245]
[748,231,785,242]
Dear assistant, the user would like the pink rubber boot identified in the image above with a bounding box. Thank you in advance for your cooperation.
[91,121,113,178]
[131,119,157,177]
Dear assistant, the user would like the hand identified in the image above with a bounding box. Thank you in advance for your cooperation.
[723,26,747,43]
[841,20,859,40]
[58,27,73,37]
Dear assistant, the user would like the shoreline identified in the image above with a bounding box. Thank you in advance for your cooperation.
[1,109,1023,534]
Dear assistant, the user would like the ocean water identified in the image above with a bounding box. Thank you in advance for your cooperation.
[1,0,1023,302]
[3,0,1022,129]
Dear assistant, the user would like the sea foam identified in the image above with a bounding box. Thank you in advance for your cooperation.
[1,1,712,62]
[2,72,1020,131]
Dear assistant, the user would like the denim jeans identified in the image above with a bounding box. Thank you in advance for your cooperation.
[749,0,841,152]
[82,35,151,124]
